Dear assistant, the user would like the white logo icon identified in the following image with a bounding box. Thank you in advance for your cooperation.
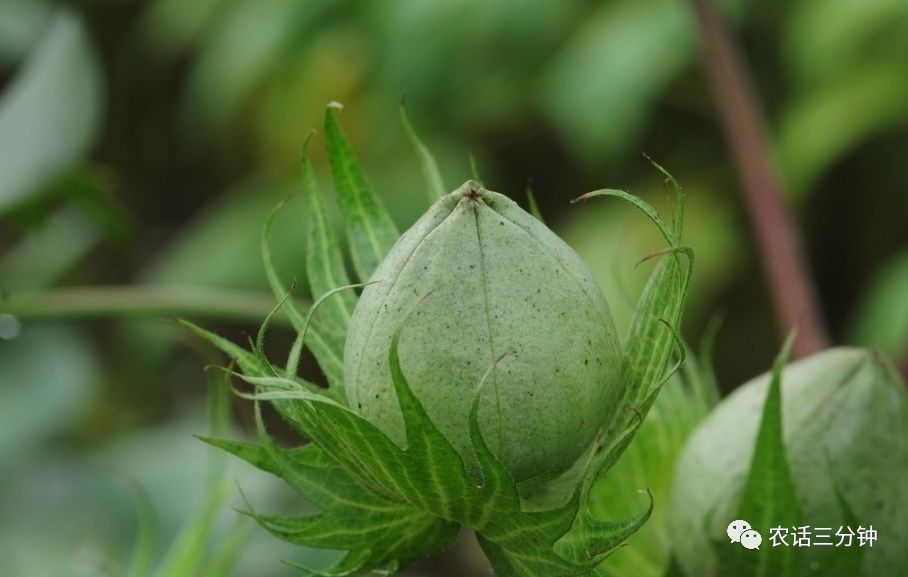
[740,529,763,550]
[727,519,752,543]
[727,520,762,550]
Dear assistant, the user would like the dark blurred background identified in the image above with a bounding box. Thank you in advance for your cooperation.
[1,0,906,575]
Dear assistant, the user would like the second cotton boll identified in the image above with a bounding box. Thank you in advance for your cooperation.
[343,180,623,482]
[670,347,908,576]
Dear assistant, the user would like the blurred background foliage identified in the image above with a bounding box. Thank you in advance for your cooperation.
[0,0,906,575]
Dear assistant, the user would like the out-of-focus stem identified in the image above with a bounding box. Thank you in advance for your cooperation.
[687,0,830,358]
[1,285,300,326]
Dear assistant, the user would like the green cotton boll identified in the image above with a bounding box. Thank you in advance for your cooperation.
[344,180,622,482]
[670,347,908,577]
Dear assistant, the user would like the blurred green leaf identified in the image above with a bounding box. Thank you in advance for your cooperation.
[373,0,575,129]
[140,176,305,292]
[661,555,687,577]
[526,185,543,223]
[539,0,694,165]
[777,59,908,197]
[139,0,228,58]
[0,408,310,577]
[400,103,446,203]
[0,0,53,65]
[784,0,908,87]
[848,249,908,359]
[0,8,102,214]
[0,207,99,289]
[594,355,718,577]
[181,0,325,139]
[128,482,156,577]
[196,519,253,577]
[151,371,238,577]
[0,325,99,472]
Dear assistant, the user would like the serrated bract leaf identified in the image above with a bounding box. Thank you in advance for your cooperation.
[594,350,720,577]
[209,321,664,577]
[302,135,356,335]
[572,170,693,483]
[712,334,800,577]
[261,200,346,396]
[324,104,400,282]
[203,438,458,575]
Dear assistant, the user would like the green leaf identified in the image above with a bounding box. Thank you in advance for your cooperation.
[539,0,695,166]
[204,432,459,575]
[714,333,801,577]
[660,555,687,577]
[784,0,908,87]
[619,248,691,411]
[179,319,271,378]
[0,325,99,470]
[468,152,484,185]
[0,2,53,65]
[847,249,908,358]
[777,59,908,198]
[553,489,652,567]
[572,189,677,248]
[178,318,331,413]
[574,168,693,460]
[179,0,315,139]
[219,316,656,577]
[0,207,99,290]
[153,425,237,577]
[127,481,157,577]
[324,103,400,282]
[399,103,446,203]
[695,314,724,408]
[303,134,357,337]
[152,479,232,577]
[151,366,253,577]
[811,481,865,577]
[138,0,226,59]
[139,176,306,292]
[526,184,544,223]
[261,199,346,394]
[594,351,719,577]
[0,7,102,214]
[197,519,253,577]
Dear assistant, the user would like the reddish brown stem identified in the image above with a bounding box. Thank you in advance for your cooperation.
[687,0,830,358]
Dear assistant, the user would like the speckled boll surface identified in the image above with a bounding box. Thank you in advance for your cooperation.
[343,181,622,482]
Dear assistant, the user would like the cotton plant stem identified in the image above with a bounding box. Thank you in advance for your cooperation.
[1,285,301,326]
[687,0,830,358]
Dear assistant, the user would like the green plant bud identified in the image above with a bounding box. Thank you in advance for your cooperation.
[670,347,908,577]
[343,180,622,482]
